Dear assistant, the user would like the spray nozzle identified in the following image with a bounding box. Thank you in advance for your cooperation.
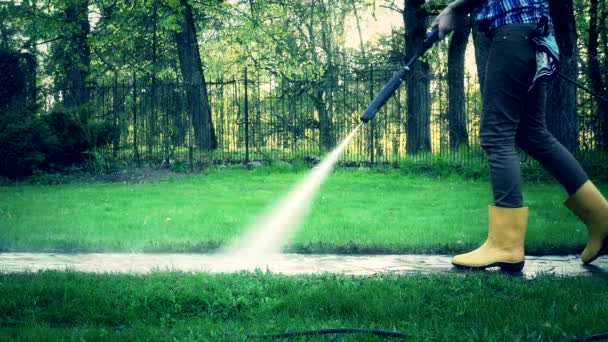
[359,27,439,124]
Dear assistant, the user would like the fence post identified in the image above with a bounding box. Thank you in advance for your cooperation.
[113,74,119,159]
[133,73,140,165]
[369,65,375,165]
[244,66,250,163]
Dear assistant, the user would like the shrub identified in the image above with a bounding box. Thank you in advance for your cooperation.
[85,120,119,148]
[43,111,89,167]
[0,107,57,178]
[0,106,122,178]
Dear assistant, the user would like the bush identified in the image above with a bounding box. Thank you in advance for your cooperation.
[43,111,89,167]
[0,107,121,178]
[0,107,57,178]
[85,120,119,148]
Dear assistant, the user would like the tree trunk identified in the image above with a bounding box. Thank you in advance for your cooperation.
[547,0,578,153]
[315,0,336,152]
[320,67,336,150]
[407,62,431,153]
[312,87,334,152]
[175,0,217,150]
[404,0,431,154]
[587,0,608,149]
[63,0,90,123]
[447,17,471,150]
[18,52,36,107]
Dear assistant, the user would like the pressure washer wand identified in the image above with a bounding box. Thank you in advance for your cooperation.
[360,28,440,123]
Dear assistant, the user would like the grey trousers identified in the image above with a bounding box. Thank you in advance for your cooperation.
[481,23,588,207]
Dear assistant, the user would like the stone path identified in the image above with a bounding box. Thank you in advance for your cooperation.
[1,253,607,278]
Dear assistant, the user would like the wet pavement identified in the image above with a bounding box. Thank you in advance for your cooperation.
[1,253,607,278]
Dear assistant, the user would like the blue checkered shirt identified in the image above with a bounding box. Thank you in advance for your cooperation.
[473,0,552,31]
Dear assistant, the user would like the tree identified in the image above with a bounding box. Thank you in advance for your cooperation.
[59,0,91,122]
[404,0,431,154]
[174,0,217,150]
[307,0,342,151]
[0,48,26,110]
[547,0,579,152]
[226,0,352,152]
[447,16,471,150]
[587,0,608,149]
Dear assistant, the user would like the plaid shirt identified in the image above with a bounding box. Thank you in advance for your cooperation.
[474,0,552,31]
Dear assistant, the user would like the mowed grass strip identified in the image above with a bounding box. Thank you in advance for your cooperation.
[0,167,601,254]
[0,271,607,341]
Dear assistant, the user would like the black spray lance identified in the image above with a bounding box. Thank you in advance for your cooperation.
[360,27,440,123]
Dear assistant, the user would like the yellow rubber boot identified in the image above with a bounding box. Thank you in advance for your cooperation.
[452,206,528,272]
[564,181,608,264]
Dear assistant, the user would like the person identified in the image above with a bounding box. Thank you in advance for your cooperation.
[432,0,608,271]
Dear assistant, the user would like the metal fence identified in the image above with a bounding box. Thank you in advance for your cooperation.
[38,67,607,168]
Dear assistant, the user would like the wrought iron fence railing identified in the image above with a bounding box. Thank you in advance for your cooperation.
[37,68,607,168]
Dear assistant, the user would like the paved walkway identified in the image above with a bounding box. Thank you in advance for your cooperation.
[1,253,607,278]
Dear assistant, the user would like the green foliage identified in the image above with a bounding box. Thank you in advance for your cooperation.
[0,48,25,108]
[0,104,123,178]
[168,159,192,173]
[82,148,112,174]
[290,157,313,171]
[42,112,89,166]
[161,14,181,32]
[1,0,606,177]
[43,110,119,173]
[85,120,119,148]
[27,169,79,186]
[0,48,45,178]
[0,107,56,179]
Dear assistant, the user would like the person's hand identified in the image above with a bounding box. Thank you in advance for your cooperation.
[431,5,462,40]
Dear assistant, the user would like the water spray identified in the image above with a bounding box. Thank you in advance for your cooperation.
[217,124,362,269]
[217,29,439,270]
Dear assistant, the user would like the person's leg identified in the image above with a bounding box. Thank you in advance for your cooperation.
[480,24,541,208]
[516,82,608,264]
[452,24,535,271]
[515,83,588,195]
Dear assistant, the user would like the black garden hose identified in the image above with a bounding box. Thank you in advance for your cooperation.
[247,327,608,341]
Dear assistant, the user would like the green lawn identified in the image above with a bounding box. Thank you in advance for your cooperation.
[0,167,601,254]
[2,168,607,342]
[1,271,607,341]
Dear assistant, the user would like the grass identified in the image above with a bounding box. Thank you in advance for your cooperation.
[1,167,607,342]
[0,166,602,255]
[0,271,607,341]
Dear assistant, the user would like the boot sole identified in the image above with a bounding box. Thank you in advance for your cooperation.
[452,261,525,273]
[583,236,608,265]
